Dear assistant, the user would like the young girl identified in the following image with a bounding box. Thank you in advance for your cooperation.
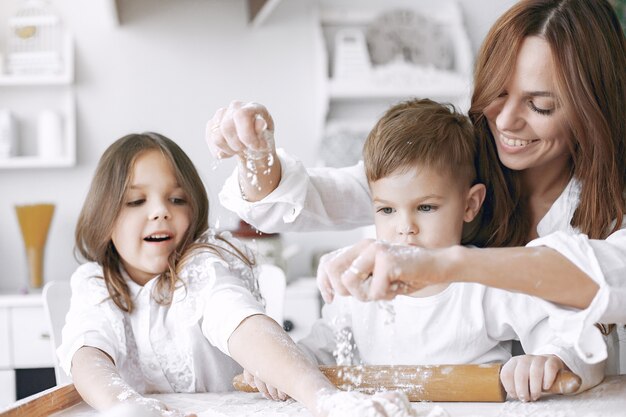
[57,132,408,417]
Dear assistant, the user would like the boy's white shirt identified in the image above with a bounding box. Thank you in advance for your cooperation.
[220,149,626,372]
[298,283,604,393]
[57,230,264,394]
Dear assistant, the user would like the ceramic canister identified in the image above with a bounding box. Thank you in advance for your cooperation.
[37,109,63,159]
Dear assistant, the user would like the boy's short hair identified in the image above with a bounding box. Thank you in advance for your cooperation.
[364,98,477,187]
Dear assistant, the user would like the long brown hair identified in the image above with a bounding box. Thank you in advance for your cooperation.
[469,0,626,247]
[75,132,253,312]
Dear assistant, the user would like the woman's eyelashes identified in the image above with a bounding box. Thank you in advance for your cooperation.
[529,101,554,116]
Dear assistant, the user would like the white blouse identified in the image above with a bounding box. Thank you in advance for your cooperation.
[220,150,626,370]
[57,231,265,394]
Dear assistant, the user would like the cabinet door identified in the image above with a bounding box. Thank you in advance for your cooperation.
[0,369,16,409]
[0,308,10,368]
[283,278,322,342]
[10,306,55,368]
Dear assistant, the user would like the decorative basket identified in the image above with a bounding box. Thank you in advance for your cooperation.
[6,0,64,75]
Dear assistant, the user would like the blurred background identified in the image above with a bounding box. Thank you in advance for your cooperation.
[0,0,526,292]
[3,0,625,405]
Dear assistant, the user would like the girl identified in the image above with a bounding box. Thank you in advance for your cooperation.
[58,132,405,416]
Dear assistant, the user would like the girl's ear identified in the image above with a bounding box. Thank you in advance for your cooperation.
[463,183,486,223]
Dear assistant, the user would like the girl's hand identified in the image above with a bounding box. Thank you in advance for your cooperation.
[500,354,567,402]
[316,239,444,303]
[243,369,289,401]
[205,100,275,160]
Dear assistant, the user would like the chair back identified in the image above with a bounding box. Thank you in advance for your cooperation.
[42,280,72,385]
[257,264,286,325]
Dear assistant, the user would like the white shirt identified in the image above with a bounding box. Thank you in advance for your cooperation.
[298,283,604,393]
[220,150,626,369]
[57,231,265,394]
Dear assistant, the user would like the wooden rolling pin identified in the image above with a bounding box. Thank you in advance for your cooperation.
[232,364,582,402]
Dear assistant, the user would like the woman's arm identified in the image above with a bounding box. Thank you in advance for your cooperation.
[316,240,597,309]
[210,102,373,233]
[448,245,598,309]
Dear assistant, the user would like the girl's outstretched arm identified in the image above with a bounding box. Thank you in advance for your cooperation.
[228,314,336,416]
[71,346,195,417]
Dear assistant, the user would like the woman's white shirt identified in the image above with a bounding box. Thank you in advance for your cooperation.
[220,151,626,368]
[57,231,265,394]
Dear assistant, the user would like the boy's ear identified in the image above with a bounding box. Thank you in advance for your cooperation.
[463,183,486,223]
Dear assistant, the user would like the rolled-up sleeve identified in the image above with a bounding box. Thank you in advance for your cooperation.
[219,149,373,233]
[527,227,626,364]
[191,261,265,356]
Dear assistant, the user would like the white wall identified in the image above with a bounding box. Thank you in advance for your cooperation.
[0,0,516,291]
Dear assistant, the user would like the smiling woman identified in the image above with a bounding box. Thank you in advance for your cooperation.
[208,0,626,377]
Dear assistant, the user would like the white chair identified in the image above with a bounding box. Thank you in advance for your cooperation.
[42,280,72,385]
[257,264,287,325]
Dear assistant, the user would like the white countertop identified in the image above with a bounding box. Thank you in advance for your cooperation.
[51,376,626,417]
[0,293,43,307]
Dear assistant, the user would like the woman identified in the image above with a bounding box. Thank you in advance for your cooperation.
[207,0,626,373]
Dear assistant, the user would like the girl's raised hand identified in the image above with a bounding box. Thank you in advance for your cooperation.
[205,100,275,160]
[500,354,567,402]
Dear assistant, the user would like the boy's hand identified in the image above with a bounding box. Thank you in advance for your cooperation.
[243,369,289,401]
[500,354,566,402]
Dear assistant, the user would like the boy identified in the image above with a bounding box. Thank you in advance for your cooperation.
[295,99,603,402]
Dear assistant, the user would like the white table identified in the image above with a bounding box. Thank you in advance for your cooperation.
[47,376,626,417]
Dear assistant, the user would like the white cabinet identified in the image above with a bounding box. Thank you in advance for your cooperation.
[0,33,75,169]
[0,294,55,408]
[0,370,16,409]
[283,277,322,342]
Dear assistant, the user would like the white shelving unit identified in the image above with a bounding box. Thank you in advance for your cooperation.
[313,1,474,170]
[0,33,76,169]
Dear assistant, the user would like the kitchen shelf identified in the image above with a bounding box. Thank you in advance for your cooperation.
[0,33,76,170]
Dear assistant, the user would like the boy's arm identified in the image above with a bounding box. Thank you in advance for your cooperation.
[484,288,606,395]
[71,346,193,416]
[228,314,337,416]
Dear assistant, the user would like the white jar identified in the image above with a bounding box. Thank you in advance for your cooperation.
[37,109,63,159]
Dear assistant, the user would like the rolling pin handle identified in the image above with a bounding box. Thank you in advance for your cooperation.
[545,369,582,395]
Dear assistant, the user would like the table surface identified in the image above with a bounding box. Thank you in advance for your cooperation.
[50,376,626,417]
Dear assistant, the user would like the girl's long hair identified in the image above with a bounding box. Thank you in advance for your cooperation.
[75,132,253,313]
[469,0,626,247]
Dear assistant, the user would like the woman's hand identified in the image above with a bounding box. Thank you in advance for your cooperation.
[500,354,567,402]
[316,239,448,303]
[243,369,289,401]
[205,100,275,160]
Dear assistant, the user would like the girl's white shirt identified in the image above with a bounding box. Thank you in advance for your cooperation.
[57,230,264,394]
[220,150,626,370]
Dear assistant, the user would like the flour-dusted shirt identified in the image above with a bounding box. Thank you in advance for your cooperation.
[299,283,604,393]
[57,231,265,394]
[220,151,626,370]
